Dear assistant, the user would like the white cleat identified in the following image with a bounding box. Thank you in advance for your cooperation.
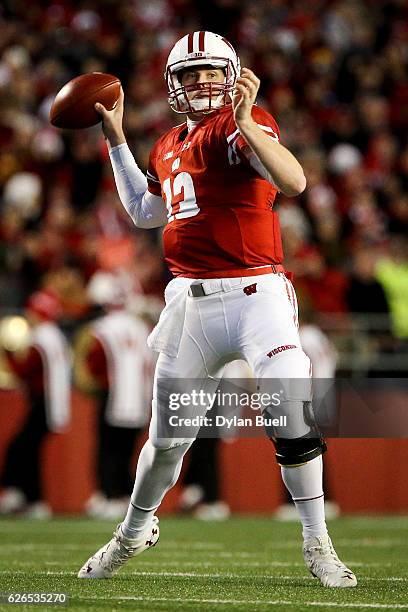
[77,517,159,579]
[303,534,357,588]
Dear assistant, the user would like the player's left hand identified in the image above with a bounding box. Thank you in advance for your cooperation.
[232,68,260,126]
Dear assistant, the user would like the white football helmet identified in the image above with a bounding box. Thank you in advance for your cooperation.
[165,31,240,114]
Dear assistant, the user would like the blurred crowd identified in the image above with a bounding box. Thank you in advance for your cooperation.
[0,0,407,356]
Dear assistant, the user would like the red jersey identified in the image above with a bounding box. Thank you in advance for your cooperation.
[147,105,284,278]
[5,347,44,398]
[86,336,109,389]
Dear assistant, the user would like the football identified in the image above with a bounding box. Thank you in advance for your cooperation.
[49,72,121,129]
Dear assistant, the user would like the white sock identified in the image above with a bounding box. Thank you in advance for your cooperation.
[281,455,328,540]
[121,439,190,539]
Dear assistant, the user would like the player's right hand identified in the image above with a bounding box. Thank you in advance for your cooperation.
[95,87,126,147]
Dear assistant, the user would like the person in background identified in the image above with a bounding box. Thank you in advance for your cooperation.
[75,271,153,519]
[375,236,408,347]
[294,248,349,315]
[0,290,71,518]
[347,247,390,317]
[347,246,395,375]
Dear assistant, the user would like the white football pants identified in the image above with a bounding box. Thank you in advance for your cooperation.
[123,273,323,536]
[149,272,312,448]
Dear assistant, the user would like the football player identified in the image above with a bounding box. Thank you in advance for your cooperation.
[0,291,71,518]
[78,31,357,588]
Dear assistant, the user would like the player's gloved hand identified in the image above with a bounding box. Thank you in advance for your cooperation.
[233,68,260,128]
[95,87,126,147]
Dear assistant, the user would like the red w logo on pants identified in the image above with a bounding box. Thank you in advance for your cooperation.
[243,283,257,296]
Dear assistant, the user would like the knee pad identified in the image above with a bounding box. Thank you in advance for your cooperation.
[258,354,314,438]
[262,399,317,440]
[271,435,327,467]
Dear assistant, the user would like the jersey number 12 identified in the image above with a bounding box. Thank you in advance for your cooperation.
[163,166,200,222]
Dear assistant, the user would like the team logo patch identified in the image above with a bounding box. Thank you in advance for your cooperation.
[243,283,257,296]
[267,344,297,358]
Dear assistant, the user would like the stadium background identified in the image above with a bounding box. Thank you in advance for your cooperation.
[0,0,407,514]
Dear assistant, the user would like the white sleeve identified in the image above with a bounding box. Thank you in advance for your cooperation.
[109,143,167,229]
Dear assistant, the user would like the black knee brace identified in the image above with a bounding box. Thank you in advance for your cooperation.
[271,436,327,467]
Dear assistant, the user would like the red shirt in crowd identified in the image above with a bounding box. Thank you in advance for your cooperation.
[5,347,44,398]
[86,337,109,389]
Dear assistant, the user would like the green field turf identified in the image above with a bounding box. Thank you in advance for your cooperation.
[0,516,407,611]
